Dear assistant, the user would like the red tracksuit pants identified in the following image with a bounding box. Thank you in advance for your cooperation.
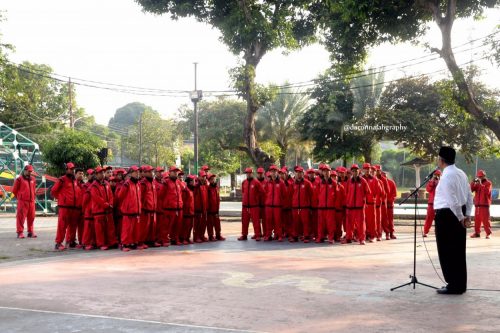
[265,207,282,239]
[310,209,318,239]
[82,218,95,246]
[207,213,222,238]
[423,203,435,235]
[260,207,266,238]
[346,208,365,241]
[282,209,293,237]
[334,210,344,241]
[157,211,181,244]
[121,215,139,245]
[385,204,395,234]
[474,206,491,235]
[292,209,310,239]
[94,214,116,247]
[194,212,208,241]
[55,207,80,244]
[241,207,261,237]
[65,211,84,245]
[16,200,35,234]
[375,205,383,239]
[365,203,376,239]
[182,215,194,241]
[140,212,156,243]
[318,209,335,241]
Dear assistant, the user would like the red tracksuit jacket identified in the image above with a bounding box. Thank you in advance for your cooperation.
[51,174,81,209]
[426,179,439,204]
[362,175,381,205]
[309,177,320,209]
[154,178,164,213]
[345,176,371,209]
[116,178,141,216]
[292,178,312,209]
[386,178,397,205]
[242,178,264,208]
[471,179,492,206]
[265,178,286,207]
[161,177,183,211]
[82,181,94,219]
[318,178,337,208]
[140,177,156,213]
[182,186,195,217]
[90,180,114,216]
[13,175,36,202]
[208,183,220,214]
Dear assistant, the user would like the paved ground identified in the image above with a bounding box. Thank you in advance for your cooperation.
[0,217,499,332]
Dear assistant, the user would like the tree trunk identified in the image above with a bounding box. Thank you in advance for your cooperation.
[230,172,236,189]
[362,145,372,164]
[427,0,500,140]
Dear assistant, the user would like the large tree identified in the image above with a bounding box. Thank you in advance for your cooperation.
[136,0,316,167]
[316,0,500,140]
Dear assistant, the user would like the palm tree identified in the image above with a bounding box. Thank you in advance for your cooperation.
[257,85,310,167]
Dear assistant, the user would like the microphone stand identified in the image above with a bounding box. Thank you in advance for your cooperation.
[391,172,437,291]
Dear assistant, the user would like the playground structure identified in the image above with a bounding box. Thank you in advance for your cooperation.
[0,122,55,213]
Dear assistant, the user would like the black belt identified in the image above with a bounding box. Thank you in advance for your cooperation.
[242,205,259,208]
[122,213,140,217]
[346,207,363,210]
[292,206,311,210]
[93,212,112,217]
[317,207,336,210]
[366,202,375,205]
[183,214,194,218]
[265,205,283,208]
[475,204,490,207]
[58,205,81,210]
[142,209,156,213]
[164,208,182,211]
[208,212,219,215]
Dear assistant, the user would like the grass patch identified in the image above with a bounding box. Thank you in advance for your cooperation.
[0,256,11,260]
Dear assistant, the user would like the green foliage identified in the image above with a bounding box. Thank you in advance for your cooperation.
[42,129,105,176]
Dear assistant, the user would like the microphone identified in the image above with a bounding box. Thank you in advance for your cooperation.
[425,167,439,180]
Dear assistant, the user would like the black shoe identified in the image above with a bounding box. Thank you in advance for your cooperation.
[436,286,465,295]
[68,241,77,248]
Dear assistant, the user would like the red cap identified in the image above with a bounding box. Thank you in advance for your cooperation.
[362,163,371,169]
[434,170,442,176]
[318,163,325,170]
[370,165,376,170]
[476,170,485,177]
[336,166,346,173]
[265,171,271,177]
[351,164,359,170]
[321,164,332,171]
[208,173,216,179]
[155,166,164,173]
[169,166,180,172]
[269,165,279,171]
[374,164,382,171]
[86,168,94,175]
[314,169,321,175]
[141,165,153,172]
[294,166,304,173]
[116,168,126,174]
[103,165,112,171]
[244,167,253,173]
[95,166,104,173]
[24,165,34,172]
[65,162,75,169]
[201,165,210,171]
[198,170,207,177]
[331,170,338,177]
[306,169,315,175]
[257,167,265,173]
[128,165,140,172]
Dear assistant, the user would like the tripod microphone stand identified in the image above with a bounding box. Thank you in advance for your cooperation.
[391,172,437,291]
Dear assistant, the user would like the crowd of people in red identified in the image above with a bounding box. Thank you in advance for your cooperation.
[239,163,398,245]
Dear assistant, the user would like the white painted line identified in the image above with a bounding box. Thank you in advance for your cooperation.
[0,306,267,333]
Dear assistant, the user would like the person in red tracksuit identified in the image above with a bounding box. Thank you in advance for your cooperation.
[51,162,82,250]
[193,170,209,243]
[82,169,96,250]
[256,167,267,239]
[343,164,371,245]
[112,168,126,243]
[207,173,225,241]
[140,165,159,247]
[470,170,493,239]
[374,165,388,241]
[239,168,265,241]
[117,166,142,251]
[383,171,398,239]
[74,168,85,248]
[182,176,196,244]
[361,163,381,242]
[280,167,293,238]
[333,170,346,242]
[336,166,349,240]
[159,166,183,245]
[317,165,337,244]
[90,167,117,250]
[290,166,313,243]
[307,169,319,241]
[423,169,441,237]
[153,167,166,245]
[12,164,37,239]
[264,165,286,241]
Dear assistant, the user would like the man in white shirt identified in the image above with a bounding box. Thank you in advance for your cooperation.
[433,146,473,295]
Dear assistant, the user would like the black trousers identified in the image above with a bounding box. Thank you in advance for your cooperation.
[435,208,467,292]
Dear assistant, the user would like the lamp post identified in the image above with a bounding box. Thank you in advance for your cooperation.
[190,62,203,174]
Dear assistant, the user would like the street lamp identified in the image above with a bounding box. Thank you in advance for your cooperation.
[190,62,203,174]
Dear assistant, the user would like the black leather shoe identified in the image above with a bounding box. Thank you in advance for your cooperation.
[436,286,465,295]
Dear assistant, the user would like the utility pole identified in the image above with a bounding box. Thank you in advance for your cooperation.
[139,112,143,165]
[69,78,74,129]
[190,63,202,174]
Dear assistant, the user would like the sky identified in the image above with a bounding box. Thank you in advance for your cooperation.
[1,1,499,126]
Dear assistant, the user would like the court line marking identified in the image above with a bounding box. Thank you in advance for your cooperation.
[0,306,267,333]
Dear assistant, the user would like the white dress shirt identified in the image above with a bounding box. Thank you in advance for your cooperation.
[434,164,473,221]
